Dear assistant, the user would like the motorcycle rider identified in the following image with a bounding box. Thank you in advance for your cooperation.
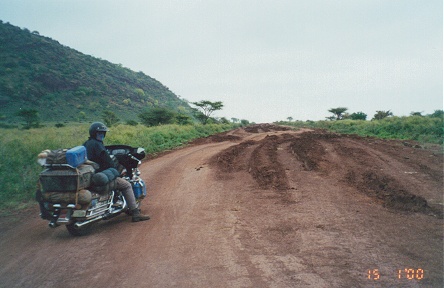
[84,122,150,222]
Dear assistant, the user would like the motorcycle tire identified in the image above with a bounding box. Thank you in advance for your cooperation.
[66,222,93,236]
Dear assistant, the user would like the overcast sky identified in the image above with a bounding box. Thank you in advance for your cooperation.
[0,0,442,123]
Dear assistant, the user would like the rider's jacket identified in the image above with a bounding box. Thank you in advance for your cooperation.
[83,138,115,172]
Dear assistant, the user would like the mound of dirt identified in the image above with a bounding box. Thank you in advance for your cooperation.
[244,123,293,133]
[346,170,429,212]
[189,131,242,145]
[249,135,289,190]
[210,129,443,218]
[212,140,256,173]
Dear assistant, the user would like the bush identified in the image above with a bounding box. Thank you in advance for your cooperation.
[277,115,443,144]
[102,110,120,127]
[175,114,193,125]
[126,120,138,126]
[139,107,175,126]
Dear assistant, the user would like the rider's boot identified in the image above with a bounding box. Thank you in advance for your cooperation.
[132,209,150,222]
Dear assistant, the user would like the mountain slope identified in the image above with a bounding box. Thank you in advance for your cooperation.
[0,21,191,123]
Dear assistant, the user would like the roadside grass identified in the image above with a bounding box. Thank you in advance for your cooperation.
[0,123,238,213]
[277,115,443,145]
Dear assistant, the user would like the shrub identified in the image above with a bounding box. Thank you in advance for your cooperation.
[139,107,175,126]
[126,120,138,126]
[278,115,443,144]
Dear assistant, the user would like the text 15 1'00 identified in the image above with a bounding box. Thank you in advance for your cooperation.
[367,269,424,280]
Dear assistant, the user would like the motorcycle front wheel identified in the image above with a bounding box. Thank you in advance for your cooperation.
[66,222,93,236]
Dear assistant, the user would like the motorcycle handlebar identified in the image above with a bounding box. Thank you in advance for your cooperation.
[128,154,142,164]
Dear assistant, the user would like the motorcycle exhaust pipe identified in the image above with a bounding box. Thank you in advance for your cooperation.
[73,207,127,228]
[73,216,103,228]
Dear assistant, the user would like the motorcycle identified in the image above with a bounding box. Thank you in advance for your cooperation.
[36,145,147,236]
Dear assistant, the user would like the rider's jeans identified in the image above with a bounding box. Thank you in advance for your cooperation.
[115,178,137,210]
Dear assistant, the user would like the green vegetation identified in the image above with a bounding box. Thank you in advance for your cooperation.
[349,112,367,120]
[373,110,394,120]
[16,108,40,128]
[138,107,177,126]
[277,112,444,145]
[327,107,348,120]
[0,123,238,212]
[0,21,193,124]
[102,110,120,127]
[191,100,224,124]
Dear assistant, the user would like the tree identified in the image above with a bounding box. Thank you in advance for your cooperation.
[287,117,293,122]
[429,110,444,118]
[219,117,230,124]
[240,119,250,126]
[350,112,367,120]
[16,108,40,129]
[410,111,423,117]
[328,107,348,120]
[102,110,119,127]
[192,100,224,124]
[194,112,208,124]
[373,110,393,120]
[175,114,193,125]
[134,88,145,97]
[139,107,175,126]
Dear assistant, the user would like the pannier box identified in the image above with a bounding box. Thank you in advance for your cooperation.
[40,164,95,192]
[66,146,87,168]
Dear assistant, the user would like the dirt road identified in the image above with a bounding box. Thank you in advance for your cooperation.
[0,124,442,287]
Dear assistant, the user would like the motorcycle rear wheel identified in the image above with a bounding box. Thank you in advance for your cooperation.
[66,222,93,236]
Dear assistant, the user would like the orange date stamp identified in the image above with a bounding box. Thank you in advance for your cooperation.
[367,268,424,280]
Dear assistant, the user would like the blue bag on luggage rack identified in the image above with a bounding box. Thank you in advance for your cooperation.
[66,146,87,168]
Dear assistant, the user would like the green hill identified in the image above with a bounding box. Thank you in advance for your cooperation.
[0,21,192,124]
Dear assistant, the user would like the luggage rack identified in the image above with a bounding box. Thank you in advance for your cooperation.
[44,163,77,169]
[43,161,99,170]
